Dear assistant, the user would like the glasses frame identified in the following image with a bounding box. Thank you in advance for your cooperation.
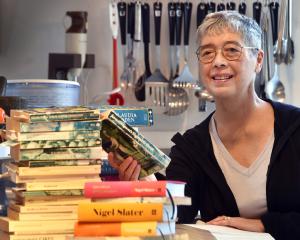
[195,42,259,64]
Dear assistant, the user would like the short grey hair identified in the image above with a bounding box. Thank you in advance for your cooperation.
[197,11,262,49]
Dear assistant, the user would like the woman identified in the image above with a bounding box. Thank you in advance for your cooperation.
[108,11,300,239]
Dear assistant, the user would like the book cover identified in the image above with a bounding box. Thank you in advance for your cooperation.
[84,181,185,199]
[77,202,177,222]
[10,106,100,123]
[6,130,100,141]
[17,138,102,150]
[99,105,153,126]
[7,207,77,221]
[6,117,101,132]
[100,110,170,178]
[6,163,101,177]
[10,146,103,161]
[0,232,72,240]
[74,221,175,237]
[0,217,76,234]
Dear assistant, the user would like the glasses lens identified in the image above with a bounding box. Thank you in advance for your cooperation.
[222,43,242,61]
[198,47,216,63]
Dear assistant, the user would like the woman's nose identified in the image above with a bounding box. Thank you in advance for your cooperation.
[212,49,227,67]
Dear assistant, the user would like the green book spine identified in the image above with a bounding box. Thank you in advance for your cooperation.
[11,147,102,161]
[6,130,100,141]
[18,120,102,132]
[19,139,101,149]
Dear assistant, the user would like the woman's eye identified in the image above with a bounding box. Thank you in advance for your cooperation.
[201,49,215,56]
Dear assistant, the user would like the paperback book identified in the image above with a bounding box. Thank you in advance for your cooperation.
[6,117,101,132]
[10,106,100,123]
[74,221,176,237]
[100,110,170,178]
[10,146,102,161]
[6,129,100,142]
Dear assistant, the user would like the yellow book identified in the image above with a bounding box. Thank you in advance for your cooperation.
[0,232,72,240]
[78,202,176,222]
[7,207,77,221]
[0,217,75,234]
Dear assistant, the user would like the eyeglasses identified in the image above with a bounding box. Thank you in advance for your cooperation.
[195,42,259,64]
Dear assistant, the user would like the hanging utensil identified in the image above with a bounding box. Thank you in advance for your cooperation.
[165,1,189,116]
[118,1,129,89]
[238,1,247,15]
[108,1,124,105]
[125,2,136,88]
[269,0,279,45]
[135,2,151,102]
[207,1,216,14]
[145,1,169,113]
[197,2,208,27]
[263,2,285,102]
[173,2,198,89]
[217,1,225,12]
[173,2,183,79]
[284,0,294,64]
[253,1,262,25]
[226,1,236,11]
[274,0,287,64]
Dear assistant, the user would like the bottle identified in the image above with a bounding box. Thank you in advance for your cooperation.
[65,11,88,81]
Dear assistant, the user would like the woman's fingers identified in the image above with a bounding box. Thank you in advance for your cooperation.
[118,157,140,181]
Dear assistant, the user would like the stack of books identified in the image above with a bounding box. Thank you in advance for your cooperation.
[71,180,191,240]
[0,106,104,240]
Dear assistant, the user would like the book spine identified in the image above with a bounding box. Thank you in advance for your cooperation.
[100,159,119,176]
[19,138,102,149]
[77,202,163,222]
[74,221,157,237]
[11,147,102,161]
[9,203,78,213]
[9,165,101,177]
[8,208,78,221]
[111,109,153,127]
[26,159,102,167]
[0,232,71,240]
[29,112,100,122]
[101,112,170,177]
[6,117,101,132]
[22,179,100,191]
[7,130,101,141]
[84,181,166,198]
[18,189,84,197]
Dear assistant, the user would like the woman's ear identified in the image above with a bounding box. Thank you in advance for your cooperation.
[255,49,264,73]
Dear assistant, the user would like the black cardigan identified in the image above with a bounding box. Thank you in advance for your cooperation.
[166,100,300,240]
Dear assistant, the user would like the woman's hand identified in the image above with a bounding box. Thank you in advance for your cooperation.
[207,216,265,232]
[108,152,141,181]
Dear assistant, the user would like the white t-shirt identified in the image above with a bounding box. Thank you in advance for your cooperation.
[209,116,274,218]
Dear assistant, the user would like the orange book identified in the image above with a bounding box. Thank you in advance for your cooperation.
[77,202,175,222]
[74,221,158,237]
[84,181,185,199]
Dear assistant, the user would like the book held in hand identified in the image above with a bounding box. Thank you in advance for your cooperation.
[100,110,170,178]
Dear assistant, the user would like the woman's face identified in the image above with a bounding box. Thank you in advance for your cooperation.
[198,31,263,100]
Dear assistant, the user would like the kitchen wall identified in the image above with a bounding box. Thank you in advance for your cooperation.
[0,0,298,148]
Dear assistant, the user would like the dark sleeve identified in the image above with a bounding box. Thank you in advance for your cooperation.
[166,138,202,224]
[261,212,300,239]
